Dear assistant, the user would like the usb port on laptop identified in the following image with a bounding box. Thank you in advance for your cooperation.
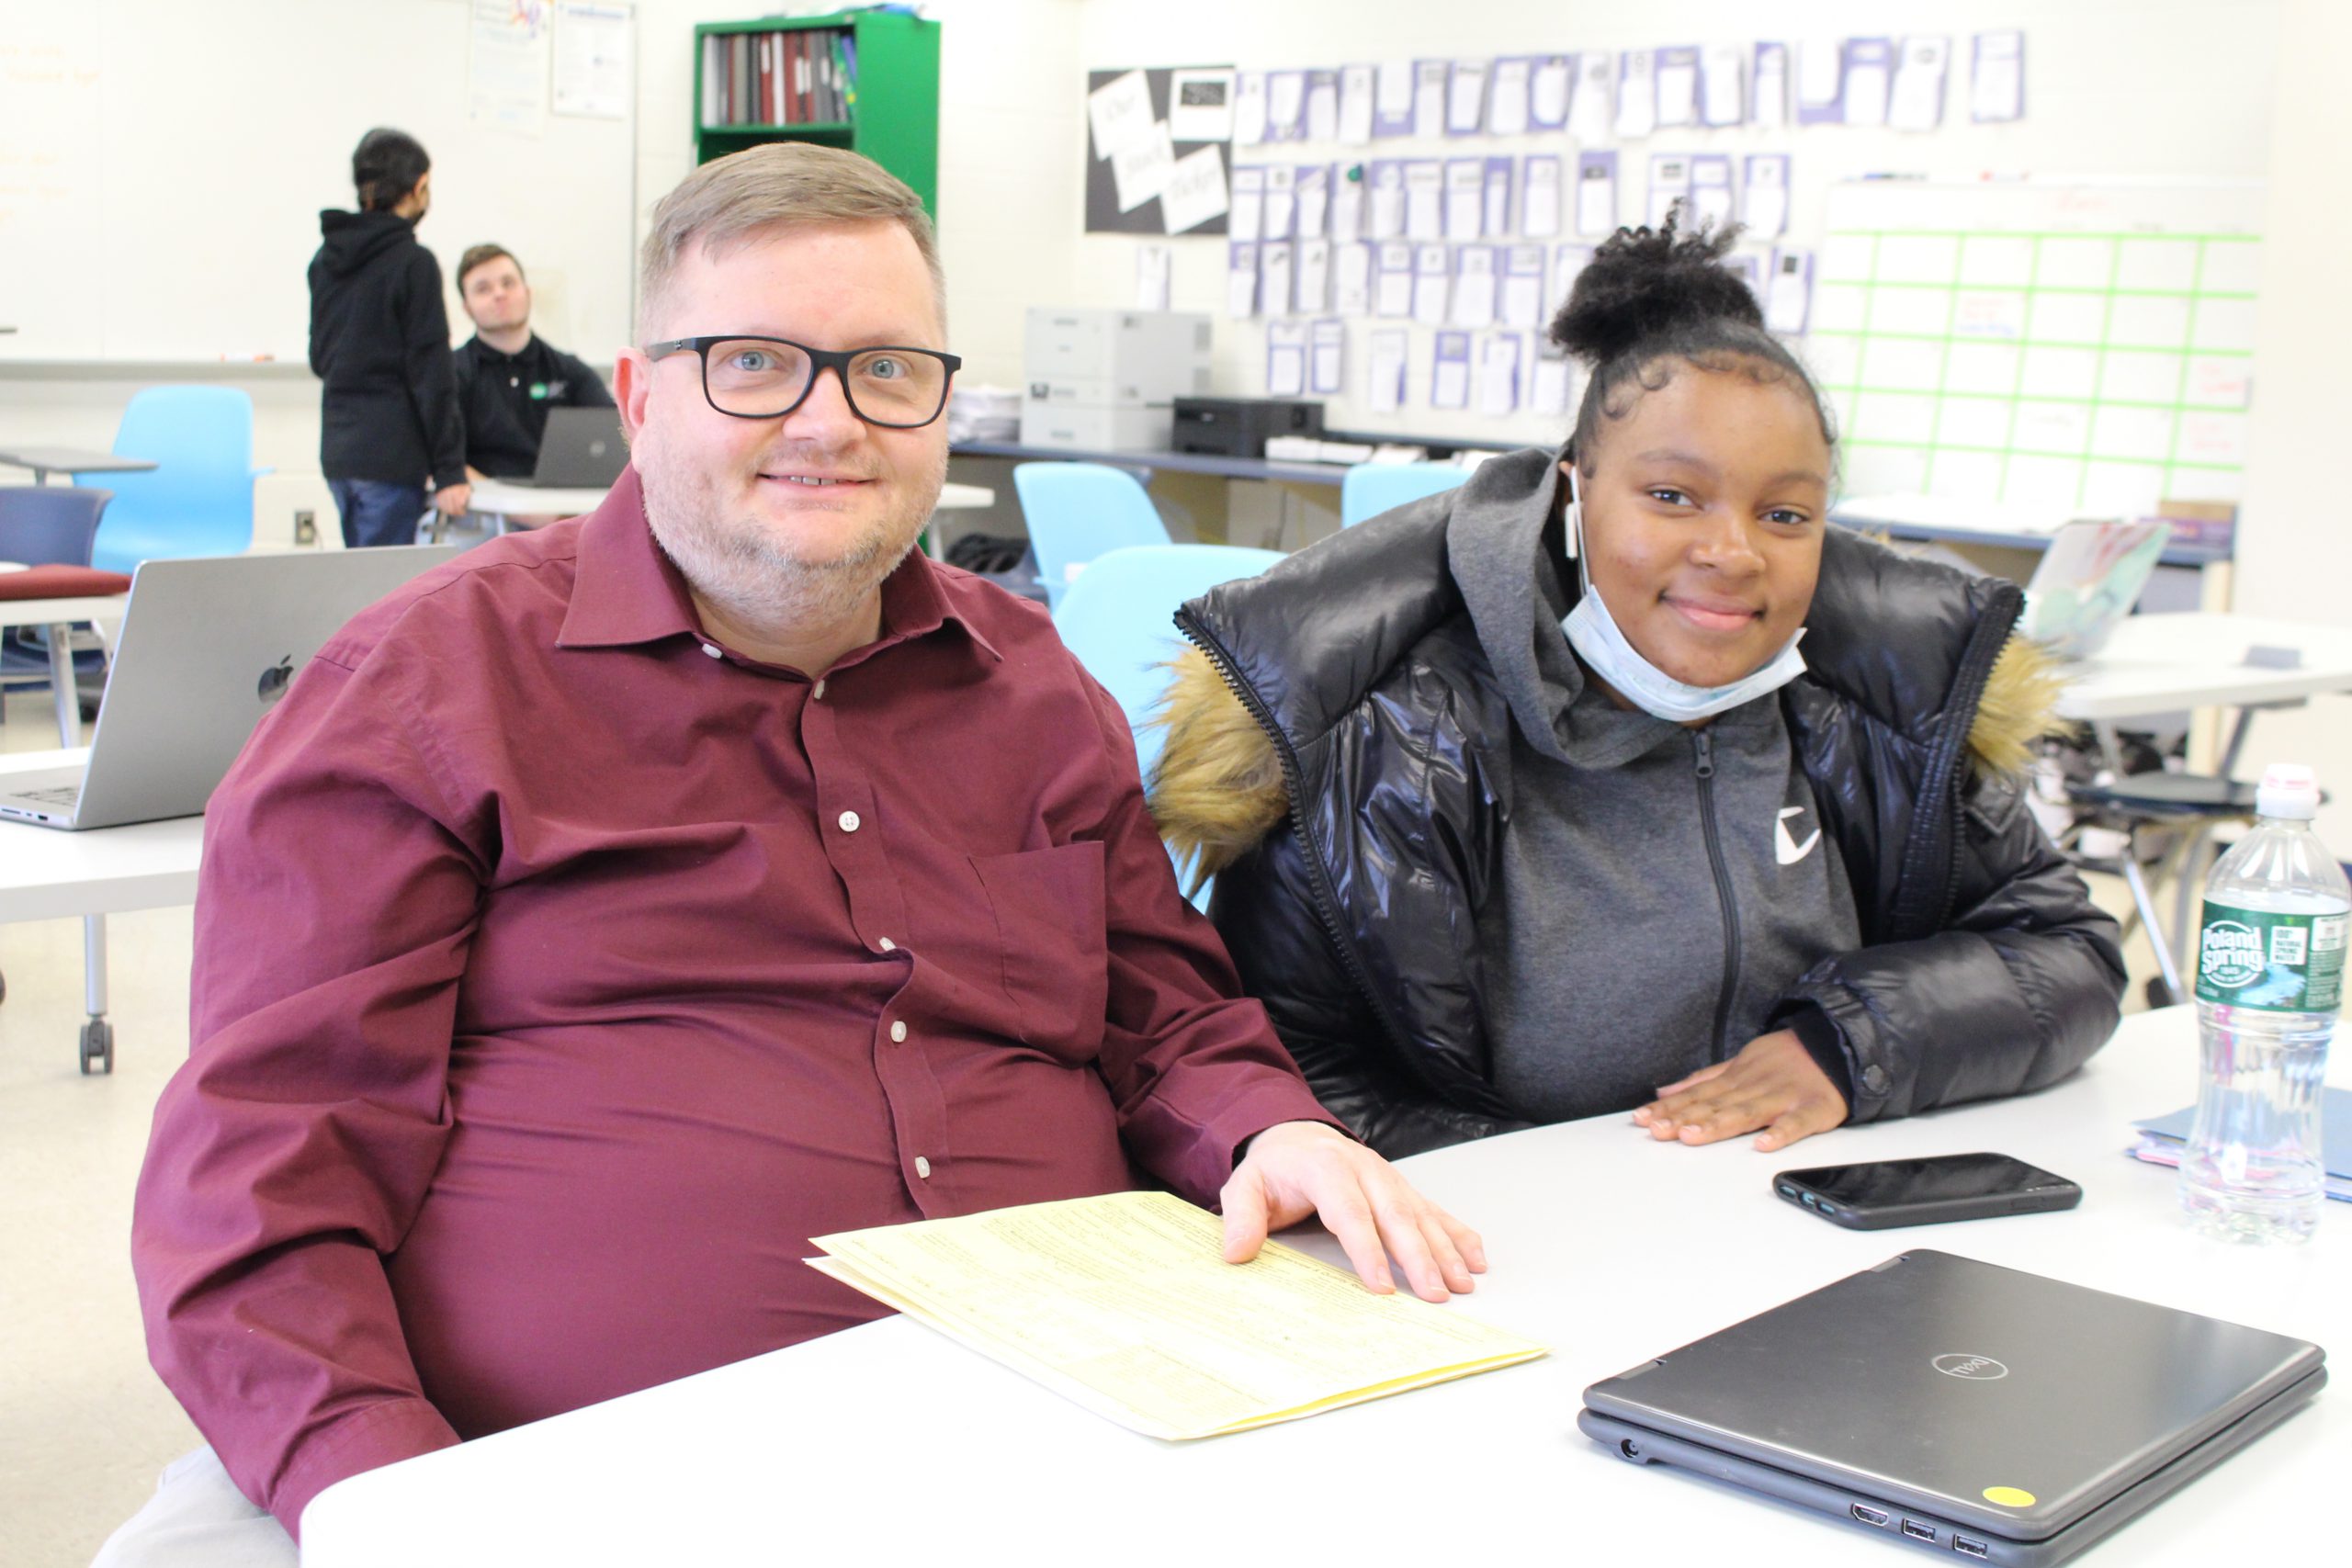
[1850,1504,1891,1527]
[1901,1519,1937,1542]
[1954,1537,1991,1560]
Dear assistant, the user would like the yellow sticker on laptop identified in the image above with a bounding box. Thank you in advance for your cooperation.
[1982,1485,2037,1507]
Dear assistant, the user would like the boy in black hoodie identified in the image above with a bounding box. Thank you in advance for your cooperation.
[308,128,470,547]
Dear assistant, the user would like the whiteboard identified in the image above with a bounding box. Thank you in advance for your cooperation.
[0,0,637,364]
[1813,178,2264,515]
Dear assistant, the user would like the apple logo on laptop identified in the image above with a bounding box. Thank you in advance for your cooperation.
[257,656,294,705]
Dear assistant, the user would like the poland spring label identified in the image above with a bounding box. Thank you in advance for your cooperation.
[2194,901,2346,1012]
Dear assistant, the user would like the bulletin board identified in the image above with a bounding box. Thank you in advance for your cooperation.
[1084,66,1234,235]
[1811,179,2263,513]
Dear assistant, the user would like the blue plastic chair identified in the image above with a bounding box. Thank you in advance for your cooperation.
[75,386,271,573]
[1340,461,1470,527]
[1012,462,1172,611]
[1054,543,1283,908]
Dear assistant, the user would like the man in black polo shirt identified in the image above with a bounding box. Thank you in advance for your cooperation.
[451,243,616,480]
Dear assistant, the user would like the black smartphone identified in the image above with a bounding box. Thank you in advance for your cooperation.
[1772,1152,2082,1230]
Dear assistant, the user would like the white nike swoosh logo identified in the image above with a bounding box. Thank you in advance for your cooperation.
[1776,807,1821,866]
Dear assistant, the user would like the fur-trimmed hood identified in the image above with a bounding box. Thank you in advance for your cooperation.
[1147,447,2069,879]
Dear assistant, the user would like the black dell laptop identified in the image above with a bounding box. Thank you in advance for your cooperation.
[1579,1250,2324,1565]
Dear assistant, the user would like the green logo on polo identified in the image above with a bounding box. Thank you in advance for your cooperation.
[2195,900,2347,1011]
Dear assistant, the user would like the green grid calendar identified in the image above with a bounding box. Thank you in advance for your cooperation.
[1809,181,2262,516]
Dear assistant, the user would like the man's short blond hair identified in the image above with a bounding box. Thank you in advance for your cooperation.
[637,143,944,342]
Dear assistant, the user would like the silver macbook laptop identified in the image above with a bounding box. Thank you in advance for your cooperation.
[504,406,628,489]
[1579,1250,2324,1565]
[0,546,462,829]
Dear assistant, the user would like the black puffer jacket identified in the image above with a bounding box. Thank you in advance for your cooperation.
[1149,448,2127,1158]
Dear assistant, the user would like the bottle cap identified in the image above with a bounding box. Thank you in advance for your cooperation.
[2256,762,2321,820]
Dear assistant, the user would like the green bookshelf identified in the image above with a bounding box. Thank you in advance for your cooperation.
[692,11,941,220]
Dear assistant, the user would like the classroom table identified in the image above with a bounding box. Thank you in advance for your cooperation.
[300,1006,2346,1567]
[0,446,158,487]
[466,479,998,558]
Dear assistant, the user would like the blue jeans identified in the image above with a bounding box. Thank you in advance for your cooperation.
[328,479,429,548]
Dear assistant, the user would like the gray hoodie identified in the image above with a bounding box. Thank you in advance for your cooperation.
[1447,471,1860,1122]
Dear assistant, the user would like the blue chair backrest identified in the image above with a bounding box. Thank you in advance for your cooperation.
[1340,461,1470,528]
[1054,543,1283,908]
[1012,462,1171,611]
[0,486,112,566]
[79,386,266,572]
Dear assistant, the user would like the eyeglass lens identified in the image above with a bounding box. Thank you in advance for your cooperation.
[702,339,949,426]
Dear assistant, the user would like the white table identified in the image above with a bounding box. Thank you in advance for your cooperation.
[466,479,998,536]
[0,750,203,1069]
[2054,613,2352,726]
[301,1008,2346,1566]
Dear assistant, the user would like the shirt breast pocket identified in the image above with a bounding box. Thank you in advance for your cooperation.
[969,842,1108,1060]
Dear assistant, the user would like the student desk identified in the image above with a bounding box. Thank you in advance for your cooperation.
[0,586,124,746]
[301,1007,2346,1566]
[0,446,158,488]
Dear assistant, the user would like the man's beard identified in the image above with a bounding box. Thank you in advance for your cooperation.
[638,438,945,634]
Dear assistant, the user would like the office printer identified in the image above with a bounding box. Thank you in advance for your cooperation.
[1170,397,1325,458]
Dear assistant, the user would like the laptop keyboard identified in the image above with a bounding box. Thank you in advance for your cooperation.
[14,785,81,807]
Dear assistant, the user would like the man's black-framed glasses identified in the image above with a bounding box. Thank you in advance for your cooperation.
[646,335,963,428]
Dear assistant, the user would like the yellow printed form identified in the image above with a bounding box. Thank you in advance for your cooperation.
[808,1190,1546,1440]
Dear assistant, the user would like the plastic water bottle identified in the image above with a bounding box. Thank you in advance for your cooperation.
[2178,763,2347,1244]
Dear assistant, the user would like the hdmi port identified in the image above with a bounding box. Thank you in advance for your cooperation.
[1901,1519,1937,1542]
[1850,1505,1891,1527]
[1954,1538,1991,1560]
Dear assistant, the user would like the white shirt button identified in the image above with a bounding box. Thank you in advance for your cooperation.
[914,1156,933,1179]
[889,1021,908,1043]
[700,642,722,659]
[837,810,861,832]
[812,678,827,700]
[877,937,896,952]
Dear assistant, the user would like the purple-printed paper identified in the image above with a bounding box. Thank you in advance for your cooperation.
[1373,61,1415,138]
[1529,53,1572,130]
[1971,30,2024,122]
[1264,70,1307,142]
[1575,150,1618,237]
[1484,156,1514,238]
[1764,247,1813,334]
[1654,45,1700,129]
[1795,39,1844,126]
[1432,330,1473,410]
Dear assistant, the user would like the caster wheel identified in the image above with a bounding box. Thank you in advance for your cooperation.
[80,1020,114,1076]
[2143,978,2178,1010]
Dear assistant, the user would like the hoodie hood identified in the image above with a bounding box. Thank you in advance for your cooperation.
[315,209,417,279]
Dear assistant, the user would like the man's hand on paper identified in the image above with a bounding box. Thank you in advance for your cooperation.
[1221,1121,1487,1304]
[1633,1029,1849,1153]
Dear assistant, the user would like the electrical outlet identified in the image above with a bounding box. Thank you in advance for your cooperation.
[293,509,317,546]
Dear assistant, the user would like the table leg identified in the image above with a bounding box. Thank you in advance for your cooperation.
[45,619,80,746]
[80,916,112,1074]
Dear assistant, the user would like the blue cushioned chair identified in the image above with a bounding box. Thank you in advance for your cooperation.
[1012,462,1171,611]
[1340,460,1470,528]
[1053,543,1283,907]
[75,386,271,572]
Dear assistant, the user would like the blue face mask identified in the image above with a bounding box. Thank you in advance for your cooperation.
[1557,468,1808,724]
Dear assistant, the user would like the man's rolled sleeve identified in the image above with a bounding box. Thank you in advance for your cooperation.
[133,644,485,1538]
[1075,680,1344,1204]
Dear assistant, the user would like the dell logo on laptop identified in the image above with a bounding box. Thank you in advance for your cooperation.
[1933,1353,2010,1381]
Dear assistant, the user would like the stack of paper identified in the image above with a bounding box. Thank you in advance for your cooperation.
[808,1190,1546,1440]
[2126,1088,2352,1203]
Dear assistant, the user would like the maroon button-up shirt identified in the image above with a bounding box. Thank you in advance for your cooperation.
[132,470,1334,1535]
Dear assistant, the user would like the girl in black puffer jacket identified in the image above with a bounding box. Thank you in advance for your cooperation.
[1149,217,2125,1160]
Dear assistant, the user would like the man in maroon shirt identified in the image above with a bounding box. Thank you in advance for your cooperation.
[102,146,1484,1564]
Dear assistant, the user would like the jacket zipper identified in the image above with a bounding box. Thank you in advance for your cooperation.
[1172,608,1438,1079]
[1692,728,1742,1064]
